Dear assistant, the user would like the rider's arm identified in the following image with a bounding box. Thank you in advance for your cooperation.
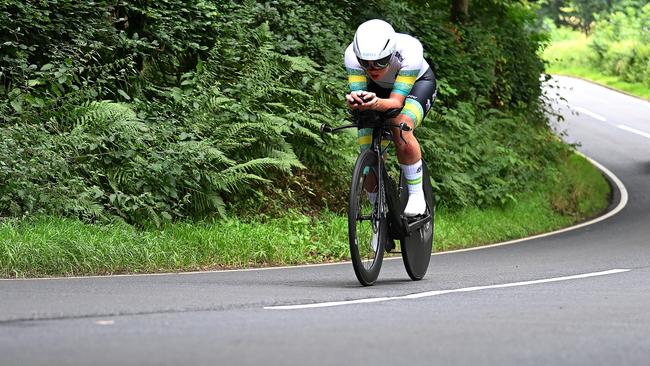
[344,44,368,97]
[347,67,368,93]
[372,92,407,111]
[368,68,419,112]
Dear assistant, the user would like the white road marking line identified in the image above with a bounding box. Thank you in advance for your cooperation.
[435,154,628,255]
[264,269,630,310]
[617,124,650,140]
[95,320,115,325]
[572,106,607,122]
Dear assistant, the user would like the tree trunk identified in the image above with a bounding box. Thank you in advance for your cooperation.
[451,0,469,23]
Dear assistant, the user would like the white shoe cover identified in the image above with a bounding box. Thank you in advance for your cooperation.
[404,193,426,217]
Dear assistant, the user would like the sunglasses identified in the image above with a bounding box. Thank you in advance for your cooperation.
[356,54,392,70]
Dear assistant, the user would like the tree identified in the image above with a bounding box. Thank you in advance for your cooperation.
[571,0,609,34]
[536,0,565,25]
[535,0,614,34]
[451,0,470,22]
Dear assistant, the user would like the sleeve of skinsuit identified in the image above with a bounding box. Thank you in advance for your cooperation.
[344,44,376,152]
[394,37,425,127]
[344,44,368,92]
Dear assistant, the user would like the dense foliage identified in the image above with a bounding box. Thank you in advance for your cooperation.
[1,0,559,225]
[541,1,650,88]
[590,4,650,86]
[535,0,647,34]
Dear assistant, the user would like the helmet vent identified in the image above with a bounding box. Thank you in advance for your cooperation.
[381,39,390,52]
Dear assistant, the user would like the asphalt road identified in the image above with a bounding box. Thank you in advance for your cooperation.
[1,76,649,366]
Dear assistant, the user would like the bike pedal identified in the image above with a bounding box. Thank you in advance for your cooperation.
[401,214,432,235]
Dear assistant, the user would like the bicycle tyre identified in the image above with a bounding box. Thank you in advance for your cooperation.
[399,160,435,281]
[348,149,386,286]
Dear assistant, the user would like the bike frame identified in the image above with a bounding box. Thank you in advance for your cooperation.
[322,110,410,248]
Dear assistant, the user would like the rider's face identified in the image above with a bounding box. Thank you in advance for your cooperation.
[367,67,388,80]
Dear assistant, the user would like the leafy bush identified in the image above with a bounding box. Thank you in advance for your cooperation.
[0,0,559,224]
[589,4,650,85]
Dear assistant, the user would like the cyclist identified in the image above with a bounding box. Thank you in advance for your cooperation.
[345,19,437,217]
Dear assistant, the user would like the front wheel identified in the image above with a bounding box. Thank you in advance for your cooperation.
[348,149,386,286]
[399,160,435,281]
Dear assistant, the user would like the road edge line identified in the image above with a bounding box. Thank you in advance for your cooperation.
[3,156,627,281]
[430,154,628,256]
[264,268,632,310]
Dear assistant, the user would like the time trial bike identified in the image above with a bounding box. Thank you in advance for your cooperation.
[320,109,435,286]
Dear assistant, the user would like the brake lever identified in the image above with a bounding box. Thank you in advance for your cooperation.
[399,122,411,145]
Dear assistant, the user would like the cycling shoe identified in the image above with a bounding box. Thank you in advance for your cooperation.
[404,193,426,217]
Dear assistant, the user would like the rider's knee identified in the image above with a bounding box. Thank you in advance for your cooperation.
[394,113,415,127]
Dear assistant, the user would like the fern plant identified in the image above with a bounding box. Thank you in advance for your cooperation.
[161,22,354,215]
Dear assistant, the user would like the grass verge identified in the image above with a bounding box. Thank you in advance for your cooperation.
[547,65,650,101]
[436,153,610,250]
[0,152,610,278]
[543,27,650,100]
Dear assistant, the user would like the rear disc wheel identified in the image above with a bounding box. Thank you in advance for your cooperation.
[400,160,435,281]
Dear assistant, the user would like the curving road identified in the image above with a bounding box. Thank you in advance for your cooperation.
[1,76,650,365]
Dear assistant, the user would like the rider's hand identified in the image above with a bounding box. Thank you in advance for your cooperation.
[346,91,379,111]
[346,91,365,108]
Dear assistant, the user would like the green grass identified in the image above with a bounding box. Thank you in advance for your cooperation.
[547,65,650,100]
[0,214,351,277]
[544,31,593,68]
[435,191,573,251]
[0,152,610,278]
[436,153,610,250]
[543,27,650,101]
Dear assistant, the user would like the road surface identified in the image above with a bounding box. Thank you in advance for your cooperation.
[1,76,649,365]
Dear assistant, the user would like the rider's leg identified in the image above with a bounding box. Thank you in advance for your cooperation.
[358,84,392,202]
[391,114,426,216]
[391,115,421,164]
[358,126,391,204]
[392,69,437,217]
[358,128,378,202]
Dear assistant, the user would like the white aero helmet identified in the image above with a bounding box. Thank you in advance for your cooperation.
[352,19,396,68]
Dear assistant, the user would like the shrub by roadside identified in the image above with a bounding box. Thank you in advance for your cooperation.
[1,1,554,225]
[543,14,650,101]
[0,150,610,278]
